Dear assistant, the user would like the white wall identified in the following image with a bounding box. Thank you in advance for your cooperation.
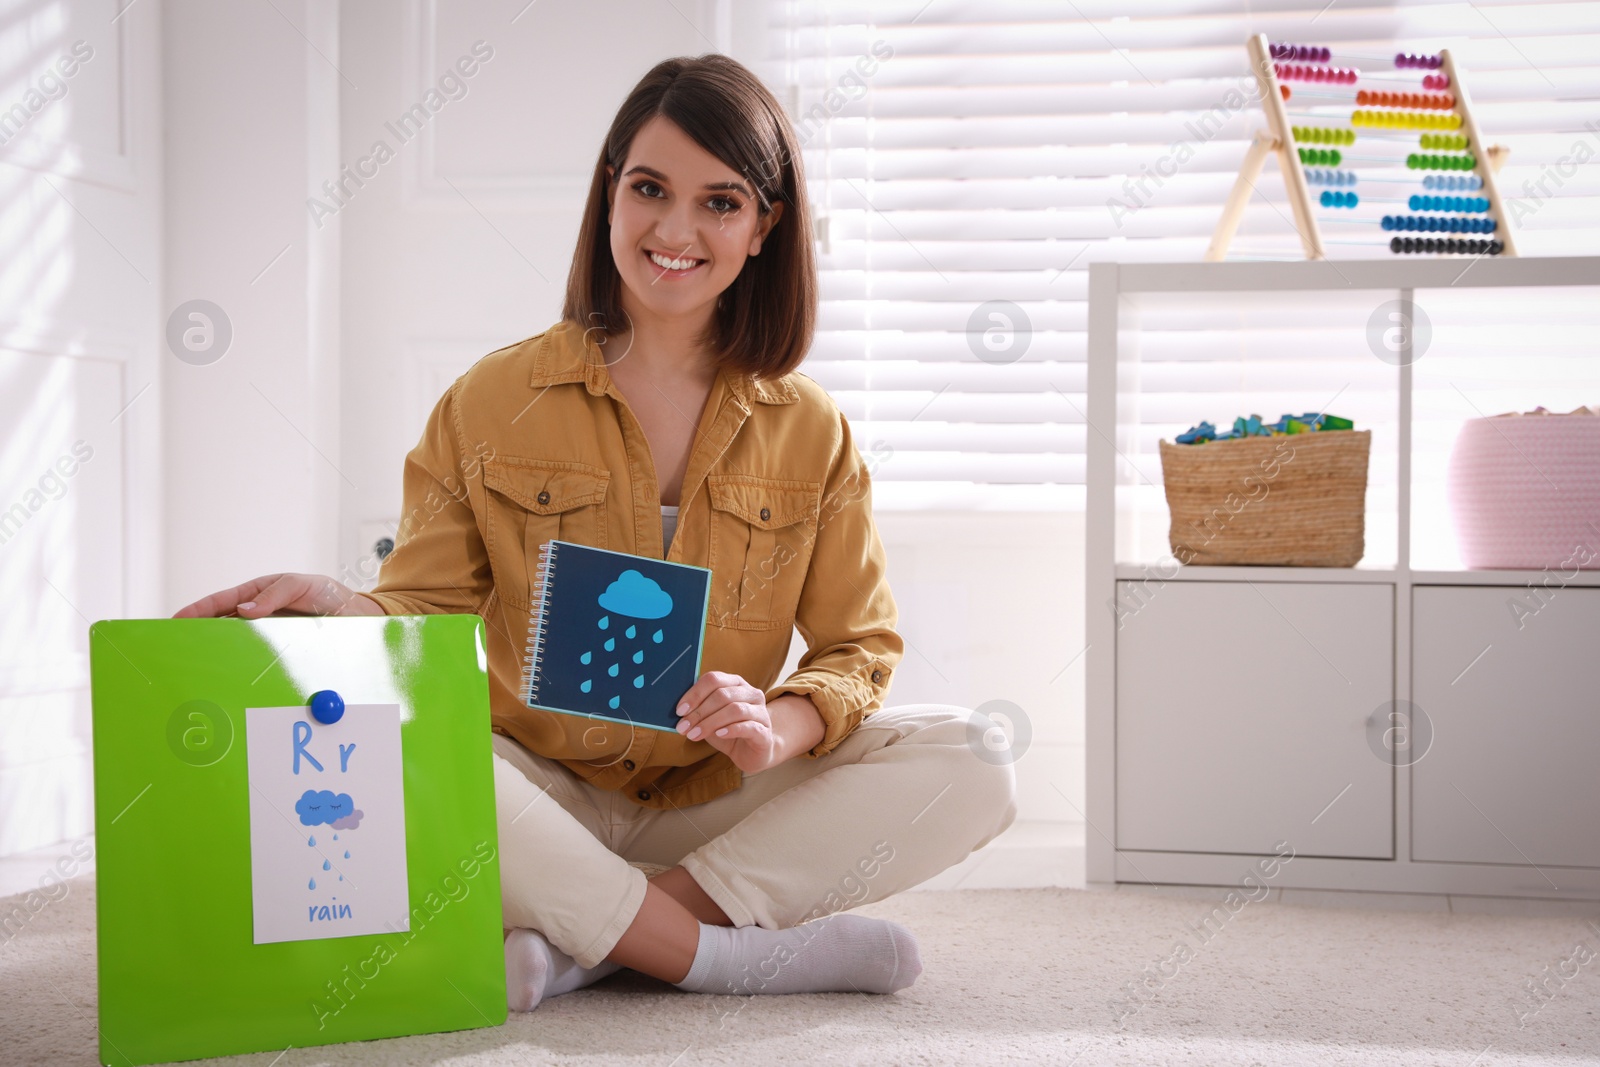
[2,0,348,858]
[335,0,736,589]
[332,0,1086,831]
[162,0,342,606]
[871,512,1088,825]
[0,0,1084,858]
[0,0,164,855]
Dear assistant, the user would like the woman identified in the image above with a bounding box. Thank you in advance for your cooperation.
[177,54,1016,1009]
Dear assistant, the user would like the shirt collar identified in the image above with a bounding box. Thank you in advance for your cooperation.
[527,320,800,408]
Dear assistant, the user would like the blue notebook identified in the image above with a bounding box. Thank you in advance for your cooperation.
[520,540,711,732]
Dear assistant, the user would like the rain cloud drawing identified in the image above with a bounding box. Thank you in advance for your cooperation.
[295,789,354,826]
[598,570,674,619]
[586,570,674,711]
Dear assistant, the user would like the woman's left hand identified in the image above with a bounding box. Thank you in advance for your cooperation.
[675,671,777,774]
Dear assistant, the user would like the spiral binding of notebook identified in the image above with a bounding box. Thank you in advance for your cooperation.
[519,539,557,708]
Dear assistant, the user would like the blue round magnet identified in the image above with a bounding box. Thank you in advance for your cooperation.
[309,690,345,725]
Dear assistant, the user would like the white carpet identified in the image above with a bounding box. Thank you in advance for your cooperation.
[3,877,1597,1066]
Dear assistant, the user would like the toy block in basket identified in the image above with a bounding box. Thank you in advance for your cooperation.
[1159,412,1370,567]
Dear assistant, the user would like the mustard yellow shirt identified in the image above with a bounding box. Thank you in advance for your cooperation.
[364,321,902,808]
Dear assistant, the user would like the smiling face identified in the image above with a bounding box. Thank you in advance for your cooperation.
[605,115,783,332]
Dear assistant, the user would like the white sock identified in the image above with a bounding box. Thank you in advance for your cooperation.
[504,928,622,1011]
[674,913,921,996]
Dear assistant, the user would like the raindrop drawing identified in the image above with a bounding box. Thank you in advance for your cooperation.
[296,788,368,906]
[574,570,680,719]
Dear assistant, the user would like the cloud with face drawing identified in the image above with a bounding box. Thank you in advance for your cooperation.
[295,789,355,827]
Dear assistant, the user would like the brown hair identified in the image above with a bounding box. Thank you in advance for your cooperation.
[563,54,815,379]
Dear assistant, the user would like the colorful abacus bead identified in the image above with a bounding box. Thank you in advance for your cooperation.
[1352,110,1460,131]
[1384,215,1498,234]
[1407,195,1490,212]
[1419,133,1469,151]
[1293,125,1355,145]
[1298,147,1342,166]
[1305,168,1358,187]
[1405,153,1477,171]
[1355,90,1454,110]
[1275,63,1359,83]
[1422,173,1483,191]
[1270,42,1333,63]
[1396,53,1443,70]
[1422,72,1450,90]
[1320,190,1359,208]
[1389,236,1504,255]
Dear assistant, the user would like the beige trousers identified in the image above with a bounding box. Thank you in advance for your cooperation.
[490,704,1018,968]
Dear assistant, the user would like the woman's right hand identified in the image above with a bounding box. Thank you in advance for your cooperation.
[172,573,385,620]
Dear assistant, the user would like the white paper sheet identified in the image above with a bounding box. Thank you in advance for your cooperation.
[245,704,410,944]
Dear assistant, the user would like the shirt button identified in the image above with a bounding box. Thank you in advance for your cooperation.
[537,490,551,505]
[623,759,635,771]
[636,790,651,802]
[759,506,771,522]
[871,669,884,684]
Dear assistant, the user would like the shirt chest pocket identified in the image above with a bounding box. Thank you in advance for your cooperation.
[483,458,610,611]
[705,474,820,631]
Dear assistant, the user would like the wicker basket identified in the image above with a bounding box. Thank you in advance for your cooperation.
[1158,430,1371,567]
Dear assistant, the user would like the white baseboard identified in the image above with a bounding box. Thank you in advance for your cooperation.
[0,822,1092,906]
[910,820,1086,891]
[0,752,93,859]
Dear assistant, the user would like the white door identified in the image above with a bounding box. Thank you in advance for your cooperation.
[335,0,744,575]
[0,0,162,855]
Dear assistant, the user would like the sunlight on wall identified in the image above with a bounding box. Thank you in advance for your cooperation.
[0,0,98,857]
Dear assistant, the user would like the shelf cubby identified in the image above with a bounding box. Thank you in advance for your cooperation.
[1087,256,1600,900]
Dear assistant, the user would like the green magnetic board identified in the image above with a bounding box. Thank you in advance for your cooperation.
[88,615,506,1066]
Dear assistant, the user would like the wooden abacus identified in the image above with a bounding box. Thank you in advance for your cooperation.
[1206,33,1517,261]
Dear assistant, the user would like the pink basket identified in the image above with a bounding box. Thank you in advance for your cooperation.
[1447,415,1600,569]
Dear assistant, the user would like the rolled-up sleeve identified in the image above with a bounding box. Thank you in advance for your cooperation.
[764,409,903,757]
[364,378,495,617]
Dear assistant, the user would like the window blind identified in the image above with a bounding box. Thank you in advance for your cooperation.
[766,1,1600,511]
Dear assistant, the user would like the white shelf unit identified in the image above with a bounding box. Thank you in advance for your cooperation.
[1086,256,1600,900]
